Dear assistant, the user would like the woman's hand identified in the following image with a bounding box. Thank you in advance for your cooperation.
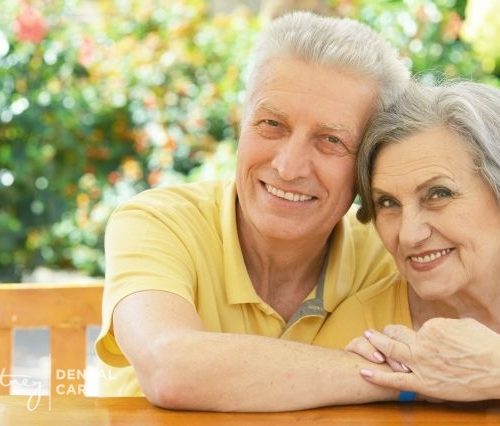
[358,317,500,401]
[345,336,410,373]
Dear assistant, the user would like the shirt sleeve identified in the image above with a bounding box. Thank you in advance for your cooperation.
[95,203,197,367]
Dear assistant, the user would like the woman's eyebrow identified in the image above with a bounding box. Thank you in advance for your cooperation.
[371,188,391,197]
[415,175,453,192]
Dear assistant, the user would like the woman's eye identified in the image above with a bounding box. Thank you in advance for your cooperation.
[375,197,397,209]
[429,187,453,200]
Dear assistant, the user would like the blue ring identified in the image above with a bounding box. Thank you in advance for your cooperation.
[398,391,417,402]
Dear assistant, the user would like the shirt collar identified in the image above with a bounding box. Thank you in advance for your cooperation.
[220,182,358,315]
[221,182,262,305]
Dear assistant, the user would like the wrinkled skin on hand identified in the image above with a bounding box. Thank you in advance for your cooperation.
[347,317,500,402]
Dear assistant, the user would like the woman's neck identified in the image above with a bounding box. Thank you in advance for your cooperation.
[408,285,500,333]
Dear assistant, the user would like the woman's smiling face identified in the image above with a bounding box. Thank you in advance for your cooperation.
[372,126,500,300]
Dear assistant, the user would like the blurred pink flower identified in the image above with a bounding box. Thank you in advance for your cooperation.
[78,37,96,68]
[15,3,48,43]
[443,12,462,41]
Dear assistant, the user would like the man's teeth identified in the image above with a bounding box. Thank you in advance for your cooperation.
[410,248,451,264]
[265,184,312,202]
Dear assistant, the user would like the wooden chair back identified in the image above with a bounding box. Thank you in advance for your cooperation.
[0,282,103,395]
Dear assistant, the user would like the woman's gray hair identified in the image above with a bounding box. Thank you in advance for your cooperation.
[244,11,409,112]
[356,80,500,223]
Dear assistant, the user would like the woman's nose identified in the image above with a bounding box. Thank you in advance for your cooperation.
[398,208,432,246]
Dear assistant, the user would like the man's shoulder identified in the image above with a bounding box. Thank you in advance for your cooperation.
[115,180,233,216]
[335,204,398,290]
[354,271,403,304]
[344,204,372,228]
[342,204,382,245]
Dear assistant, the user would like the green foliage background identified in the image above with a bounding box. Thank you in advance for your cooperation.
[1,0,499,281]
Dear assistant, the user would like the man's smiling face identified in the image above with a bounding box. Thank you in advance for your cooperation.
[236,56,379,243]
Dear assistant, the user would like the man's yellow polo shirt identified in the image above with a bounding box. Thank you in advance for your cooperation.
[314,276,412,349]
[95,180,398,395]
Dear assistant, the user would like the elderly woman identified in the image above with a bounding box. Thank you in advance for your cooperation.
[318,80,500,402]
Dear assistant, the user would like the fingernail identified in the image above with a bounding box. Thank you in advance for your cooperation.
[373,351,385,363]
[360,369,374,378]
[364,330,374,338]
[400,363,411,372]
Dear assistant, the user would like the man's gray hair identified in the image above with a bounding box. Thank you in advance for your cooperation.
[356,80,500,223]
[244,11,410,111]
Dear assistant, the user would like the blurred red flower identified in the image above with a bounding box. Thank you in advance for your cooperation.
[15,3,48,43]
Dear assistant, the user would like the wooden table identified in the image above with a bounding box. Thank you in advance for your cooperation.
[1,396,500,425]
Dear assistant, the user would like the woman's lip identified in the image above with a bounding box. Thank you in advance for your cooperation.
[406,248,454,272]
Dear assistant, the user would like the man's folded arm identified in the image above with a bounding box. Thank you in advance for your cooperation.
[113,290,397,412]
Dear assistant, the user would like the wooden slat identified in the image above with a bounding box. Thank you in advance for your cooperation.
[0,283,103,328]
[50,327,87,396]
[0,282,103,396]
[0,328,12,395]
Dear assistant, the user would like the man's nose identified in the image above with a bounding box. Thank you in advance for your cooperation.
[398,208,432,247]
[271,134,312,181]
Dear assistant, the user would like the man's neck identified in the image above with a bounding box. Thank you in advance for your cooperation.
[237,214,331,321]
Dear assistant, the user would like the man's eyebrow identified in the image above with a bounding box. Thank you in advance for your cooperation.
[253,101,289,120]
[319,123,352,134]
[318,122,353,134]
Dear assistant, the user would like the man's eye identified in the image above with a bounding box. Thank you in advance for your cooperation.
[319,134,351,156]
[326,135,342,144]
[263,119,280,127]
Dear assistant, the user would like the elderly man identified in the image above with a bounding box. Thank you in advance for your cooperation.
[96,12,409,411]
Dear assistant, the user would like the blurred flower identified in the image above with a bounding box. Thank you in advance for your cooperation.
[107,171,121,185]
[121,157,143,181]
[147,170,163,187]
[77,193,90,207]
[14,3,48,43]
[133,129,150,153]
[0,30,9,58]
[443,12,462,41]
[78,37,96,68]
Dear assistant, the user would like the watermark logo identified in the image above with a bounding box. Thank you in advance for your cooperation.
[54,368,116,396]
[0,368,43,411]
[1,367,117,411]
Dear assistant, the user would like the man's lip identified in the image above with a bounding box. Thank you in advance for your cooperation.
[262,181,317,202]
[261,181,316,198]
